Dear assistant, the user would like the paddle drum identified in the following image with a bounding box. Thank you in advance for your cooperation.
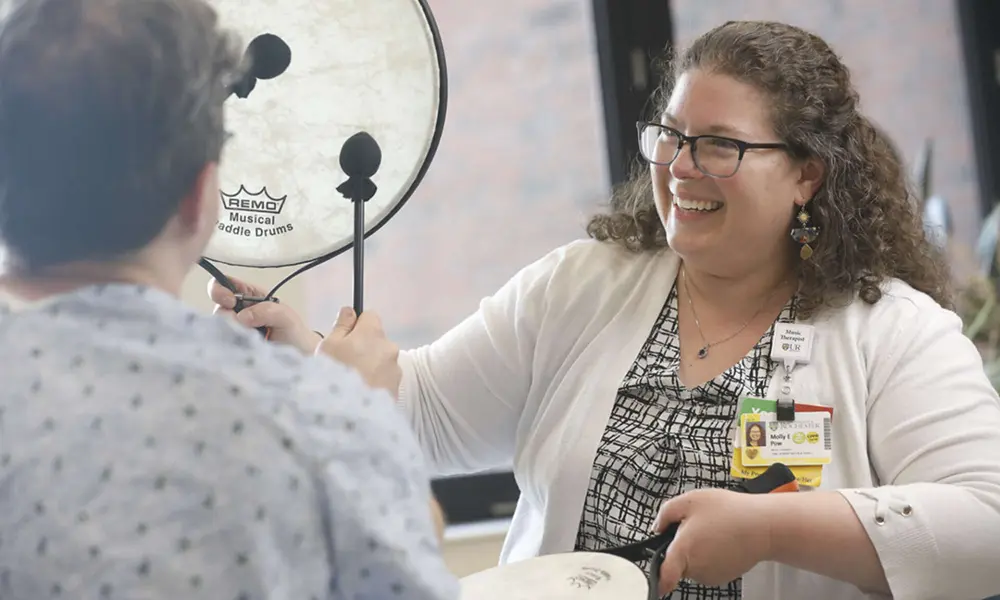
[460,552,651,600]
[202,0,447,269]
[458,463,800,600]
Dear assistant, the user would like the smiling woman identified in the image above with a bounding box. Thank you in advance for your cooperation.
[394,20,1000,599]
[590,29,952,323]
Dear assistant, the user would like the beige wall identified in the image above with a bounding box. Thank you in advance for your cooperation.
[442,522,507,578]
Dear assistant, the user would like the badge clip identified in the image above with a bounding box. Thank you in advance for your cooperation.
[776,397,796,421]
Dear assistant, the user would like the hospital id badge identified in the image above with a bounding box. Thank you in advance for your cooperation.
[740,412,831,467]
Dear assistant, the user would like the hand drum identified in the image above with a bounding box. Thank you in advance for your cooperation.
[203,0,447,269]
[458,463,799,600]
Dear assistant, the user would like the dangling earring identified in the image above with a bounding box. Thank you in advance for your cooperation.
[791,205,820,260]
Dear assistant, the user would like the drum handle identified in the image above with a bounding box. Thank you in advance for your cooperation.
[198,257,273,339]
[595,462,799,600]
[599,523,679,563]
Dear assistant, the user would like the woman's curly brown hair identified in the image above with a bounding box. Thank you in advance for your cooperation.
[586,20,953,318]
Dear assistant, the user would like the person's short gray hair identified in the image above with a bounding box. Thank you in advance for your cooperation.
[0,0,244,271]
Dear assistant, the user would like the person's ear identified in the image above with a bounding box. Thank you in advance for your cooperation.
[177,162,220,233]
[795,157,825,204]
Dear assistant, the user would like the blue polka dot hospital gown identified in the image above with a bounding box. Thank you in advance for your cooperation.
[0,283,459,600]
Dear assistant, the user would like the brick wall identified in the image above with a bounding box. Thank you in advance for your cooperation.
[304,0,980,348]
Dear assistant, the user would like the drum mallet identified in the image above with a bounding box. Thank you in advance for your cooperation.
[336,131,381,315]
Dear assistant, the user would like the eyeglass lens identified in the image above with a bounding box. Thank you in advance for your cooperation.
[639,124,742,178]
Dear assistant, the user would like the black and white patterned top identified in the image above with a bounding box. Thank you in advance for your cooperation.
[574,282,796,599]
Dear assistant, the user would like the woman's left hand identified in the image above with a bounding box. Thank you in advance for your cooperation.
[651,488,774,595]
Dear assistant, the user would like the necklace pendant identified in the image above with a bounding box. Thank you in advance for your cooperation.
[697,346,709,359]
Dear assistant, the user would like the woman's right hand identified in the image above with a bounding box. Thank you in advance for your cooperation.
[207,276,323,355]
[207,276,402,397]
[318,307,402,397]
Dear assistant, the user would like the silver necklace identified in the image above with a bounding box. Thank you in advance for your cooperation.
[681,267,784,359]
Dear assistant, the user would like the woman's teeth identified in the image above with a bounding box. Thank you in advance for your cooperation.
[674,197,723,212]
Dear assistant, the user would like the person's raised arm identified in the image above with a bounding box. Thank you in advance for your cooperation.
[398,246,564,476]
[207,243,571,477]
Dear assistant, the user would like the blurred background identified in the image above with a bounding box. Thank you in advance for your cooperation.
[305,0,990,348]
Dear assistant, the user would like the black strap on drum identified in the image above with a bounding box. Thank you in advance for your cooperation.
[198,257,273,337]
[598,522,678,599]
[596,463,797,600]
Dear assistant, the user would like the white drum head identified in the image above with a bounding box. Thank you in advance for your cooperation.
[460,552,649,600]
[204,0,446,267]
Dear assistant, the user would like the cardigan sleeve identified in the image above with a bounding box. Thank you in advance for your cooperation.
[838,299,1000,600]
[396,244,570,476]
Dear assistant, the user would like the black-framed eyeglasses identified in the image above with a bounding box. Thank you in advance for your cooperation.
[636,121,788,178]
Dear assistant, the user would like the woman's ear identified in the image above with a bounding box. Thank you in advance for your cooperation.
[796,157,825,203]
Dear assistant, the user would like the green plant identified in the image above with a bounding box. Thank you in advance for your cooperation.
[956,203,1000,391]
[958,271,1000,390]
[909,137,1000,391]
